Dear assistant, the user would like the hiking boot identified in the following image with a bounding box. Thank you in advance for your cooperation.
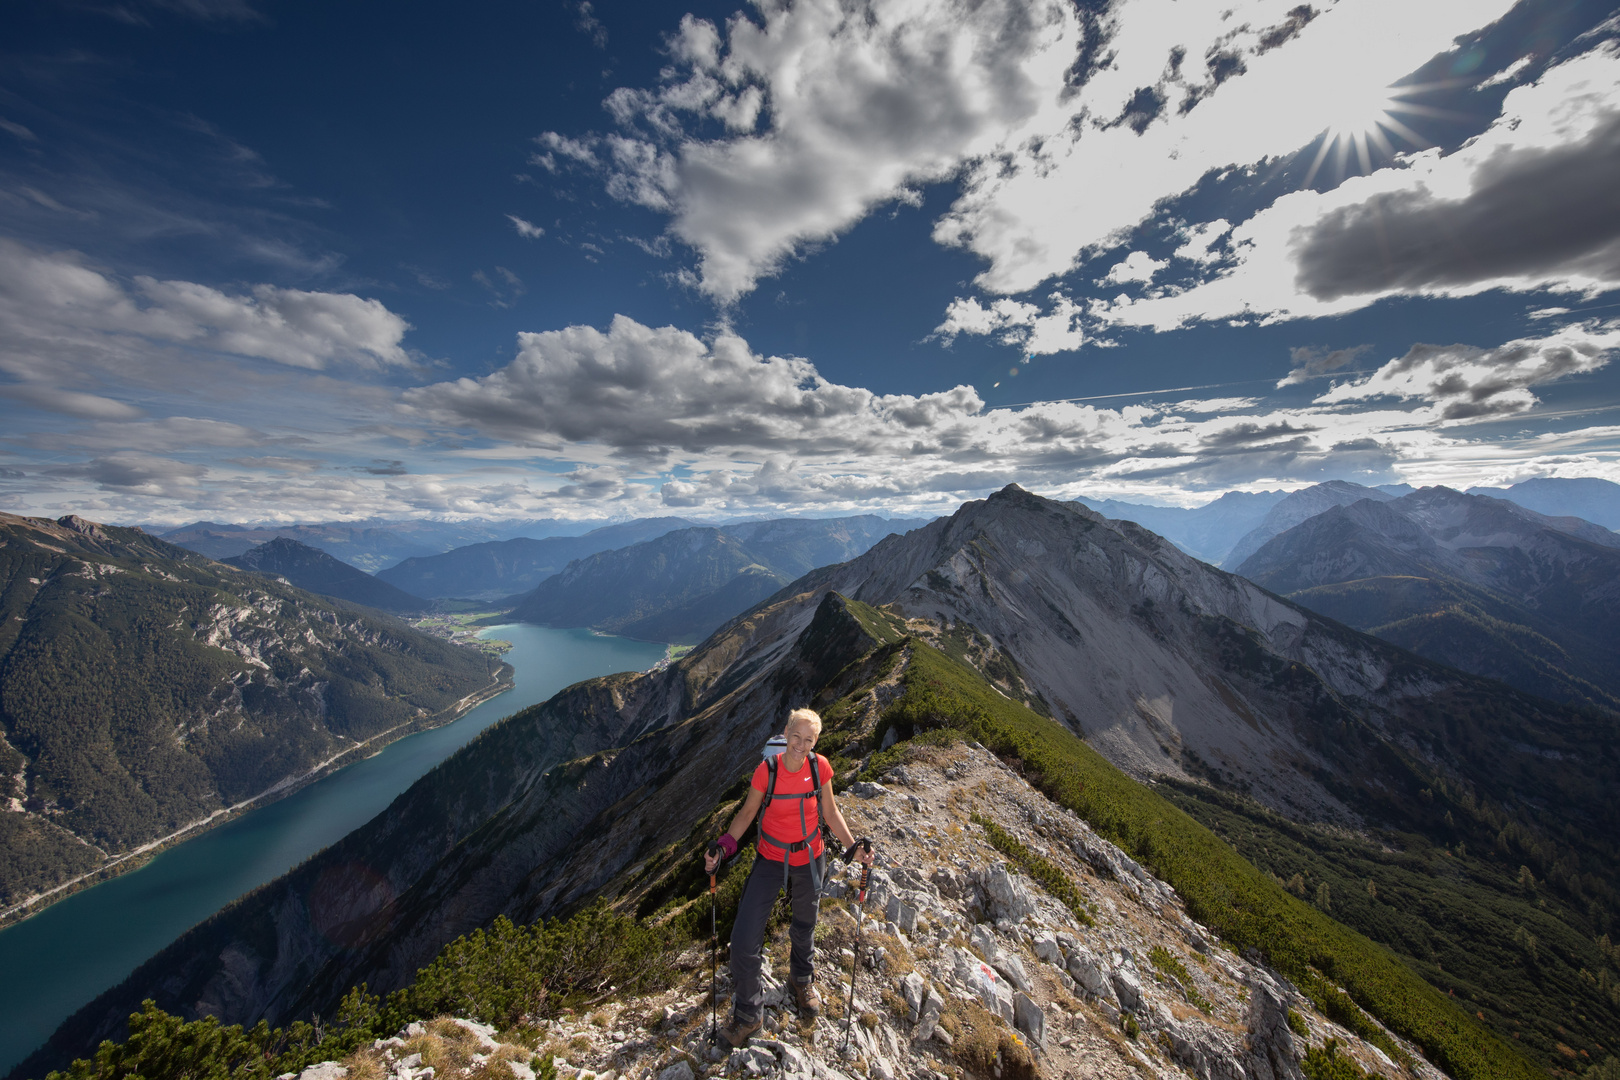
[718,1013,762,1048]
[793,977,821,1019]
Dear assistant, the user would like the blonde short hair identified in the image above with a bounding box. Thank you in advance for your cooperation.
[786,707,823,736]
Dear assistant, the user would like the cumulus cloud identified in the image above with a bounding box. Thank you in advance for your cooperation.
[935,0,1518,294]
[45,452,209,496]
[1314,324,1619,421]
[544,0,1521,310]
[402,314,986,459]
[548,0,1085,301]
[1095,42,1620,331]
[392,313,1620,516]
[933,294,1084,354]
[1102,251,1166,286]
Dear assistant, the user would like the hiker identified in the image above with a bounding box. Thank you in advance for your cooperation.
[704,707,874,1046]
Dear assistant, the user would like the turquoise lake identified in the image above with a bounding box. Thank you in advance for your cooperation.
[0,624,665,1077]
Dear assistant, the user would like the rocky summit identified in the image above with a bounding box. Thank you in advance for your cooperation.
[270,741,1414,1080]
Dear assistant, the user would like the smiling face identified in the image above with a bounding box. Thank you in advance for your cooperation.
[782,716,819,767]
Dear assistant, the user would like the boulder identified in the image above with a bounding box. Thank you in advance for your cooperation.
[900,972,925,1021]
[1244,983,1305,1080]
[297,1066,347,1080]
[930,867,967,900]
[1110,967,1143,1013]
[992,952,1031,993]
[1013,992,1045,1047]
[1065,945,1115,1003]
[885,895,918,934]
[915,987,945,1042]
[1032,931,1063,966]
[980,863,1038,923]
[657,1061,695,1080]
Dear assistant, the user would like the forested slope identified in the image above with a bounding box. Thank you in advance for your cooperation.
[0,513,508,914]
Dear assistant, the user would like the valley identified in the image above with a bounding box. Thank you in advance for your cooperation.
[21,486,1620,1080]
[0,624,664,1078]
[0,513,511,921]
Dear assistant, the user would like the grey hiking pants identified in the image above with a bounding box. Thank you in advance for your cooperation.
[729,853,822,1022]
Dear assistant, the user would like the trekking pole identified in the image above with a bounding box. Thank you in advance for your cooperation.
[840,839,873,1054]
[706,842,722,1041]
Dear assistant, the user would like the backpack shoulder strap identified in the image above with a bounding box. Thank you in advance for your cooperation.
[810,754,826,829]
[763,754,779,815]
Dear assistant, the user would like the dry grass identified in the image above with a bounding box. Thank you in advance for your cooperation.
[937,999,1039,1080]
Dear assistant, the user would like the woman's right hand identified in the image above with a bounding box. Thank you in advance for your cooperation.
[704,848,721,875]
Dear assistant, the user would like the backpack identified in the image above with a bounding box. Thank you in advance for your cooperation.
[759,743,831,896]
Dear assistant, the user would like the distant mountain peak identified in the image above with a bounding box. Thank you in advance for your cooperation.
[225,537,427,613]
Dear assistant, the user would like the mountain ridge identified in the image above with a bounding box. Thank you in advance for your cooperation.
[504,515,932,642]
[1234,486,1620,710]
[224,537,429,613]
[27,485,1617,1075]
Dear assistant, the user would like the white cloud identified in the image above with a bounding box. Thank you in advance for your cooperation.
[402,313,987,459]
[1314,324,1619,421]
[0,238,411,374]
[1172,220,1232,265]
[563,0,1086,301]
[508,214,546,239]
[0,384,144,420]
[547,0,1519,308]
[1101,251,1165,286]
[936,0,1517,294]
[934,293,1084,354]
[1094,43,1620,332]
[393,313,1620,515]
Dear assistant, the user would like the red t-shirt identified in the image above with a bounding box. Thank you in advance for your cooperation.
[752,753,833,865]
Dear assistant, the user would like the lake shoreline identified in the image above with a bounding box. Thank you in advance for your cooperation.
[0,626,663,1079]
[0,660,515,931]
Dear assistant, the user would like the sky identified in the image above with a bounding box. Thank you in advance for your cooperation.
[2,0,1619,526]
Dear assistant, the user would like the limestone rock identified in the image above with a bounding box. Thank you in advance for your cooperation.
[979,863,1038,923]
[1110,966,1143,1013]
[657,1060,695,1080]
[1245,982,1305,1080]
[1032,931,1062,966]
[900,972,925,1021]
[915,987,945,1042]
[298,1065,348,1080]
[1065,945,1115,1003]
[1013,991,1045,1047]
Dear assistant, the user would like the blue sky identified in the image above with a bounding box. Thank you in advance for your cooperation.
[2,0,1618,524]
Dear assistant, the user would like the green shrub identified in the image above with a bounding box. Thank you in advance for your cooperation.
[1147,945,1212,1013]
[1302,1039,1370,1080]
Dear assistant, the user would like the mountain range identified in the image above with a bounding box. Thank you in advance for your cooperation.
[158,518,596,574]
[1234,486,1620,712]
[223,537,429,614]
[0,513,508,917]
[26,485,1616,1077]
[374,518,703,600]
[505,515,933,642]
[1468,476,1620,531]
[1075,476,1620,568]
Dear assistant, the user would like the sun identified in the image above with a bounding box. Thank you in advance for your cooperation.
[1302,82,1433,186]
